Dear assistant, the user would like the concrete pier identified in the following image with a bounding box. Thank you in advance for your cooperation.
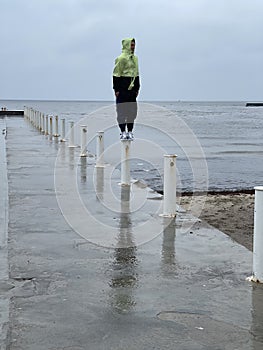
[246,102,263,107]
[1,116,263,350]
[0,110,24,116]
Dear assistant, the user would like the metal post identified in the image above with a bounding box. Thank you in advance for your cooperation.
[35,111,38,129]
[253,186,263,283]
[163,154,177,217]
[54,115,59,137]
[37,111,39,129]
[39,113,42,132]
[45,115,49,135]
[80,125,87,157]
[34,110,37,127]
[39,112,42,131]
[41,113,45,134]
[121,140,131,186]
[24,106,27,119]
[38,111,41,131]
[33,110,36,126]
[60,118,66,142]
[49,116,53,138]
[68,121,76,148]
[96,131,104,167]
[30,108,33,123]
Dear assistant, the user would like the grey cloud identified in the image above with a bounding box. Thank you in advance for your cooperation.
[1,0,263,100]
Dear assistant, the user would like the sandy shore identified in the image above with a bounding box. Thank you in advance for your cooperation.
[179,192,254,251]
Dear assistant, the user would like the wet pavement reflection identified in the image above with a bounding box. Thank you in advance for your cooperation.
[109,186,138,313]
[80,157,87,184]
[161,217,179,279]
[95,166,104,201]
[69,147,75,170]
[251,283,263,349]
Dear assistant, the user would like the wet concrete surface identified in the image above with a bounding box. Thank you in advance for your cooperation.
[1,117,263,349]
[0,117,9,350]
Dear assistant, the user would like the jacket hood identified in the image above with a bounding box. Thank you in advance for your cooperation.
[122,38,135,54]
[113,37,139,80]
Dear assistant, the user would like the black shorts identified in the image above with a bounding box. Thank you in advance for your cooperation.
[116,90,137,124]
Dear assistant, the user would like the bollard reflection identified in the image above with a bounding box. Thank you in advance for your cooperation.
[53,136,59,149]
[80,157,87,184]
[109,185,138,313]
[59,142,66,165]
[69,148,75,170]
[161,217,177,276]
[251,283,263,349]
[95,166,104,201]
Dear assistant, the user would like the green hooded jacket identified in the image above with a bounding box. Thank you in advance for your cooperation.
[113,38,140,91]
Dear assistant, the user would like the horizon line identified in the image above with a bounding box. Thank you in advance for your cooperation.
[0,98,255,103]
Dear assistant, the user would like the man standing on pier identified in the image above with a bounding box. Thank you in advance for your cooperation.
[113,38,140,140]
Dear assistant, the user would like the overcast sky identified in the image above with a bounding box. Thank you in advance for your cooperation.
[1,0,263,101]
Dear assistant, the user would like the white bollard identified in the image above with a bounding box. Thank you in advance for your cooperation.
[37,111,41,130]
[80,125,87,157]
[39,112,41,131]
[54,115,59,137]
[39,112,42,130]
[41,114,45,133]
[30,108,33,123]
[49,116,53,138]
[68,121,76,148]
[60,118,66,142]
[120,140,131,186]
[253,186,263,282]
[163,154,177,217]
[36,111,39,129]
[34,110,36,128]
[45,115,49,135]
[34,110,37,127]
[96,131,104,167]
[37,111,39,129]
[26,107,29,120]
[33,110,36,126]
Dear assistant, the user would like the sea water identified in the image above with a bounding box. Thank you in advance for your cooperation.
[1,100,262,192]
